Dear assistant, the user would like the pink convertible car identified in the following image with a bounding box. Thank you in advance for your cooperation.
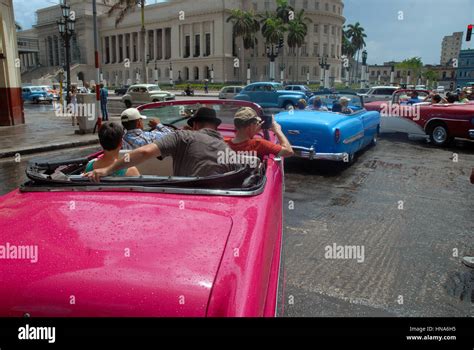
[0,100,284,317]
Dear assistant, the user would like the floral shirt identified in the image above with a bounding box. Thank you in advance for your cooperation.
[122,125,174,150]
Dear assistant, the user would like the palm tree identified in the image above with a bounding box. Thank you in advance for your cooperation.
[260,15,286,81]
[346,22,367,84]
[276,0,294,23]
[341,26,356,83]
[287,20,306,83]
[107,0,147,83]
[227,9,257,82]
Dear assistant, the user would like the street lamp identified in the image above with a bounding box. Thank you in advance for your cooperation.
[266,43,280,82]
[361,50,367,88]
[57,2,75,106]
[169,62,173,86]
[319,55,327,88]
[211,64,214,84]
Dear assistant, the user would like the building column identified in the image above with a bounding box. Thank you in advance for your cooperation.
[122,33,126,61]
[137,31,141,62]
[200,22,204,57]
[144,29,149,62]
[116,35,120,63]
[153,29,157,61]
[161,28,165,59]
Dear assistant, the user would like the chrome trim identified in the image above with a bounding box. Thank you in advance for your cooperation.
[20,179,266,197]
[292,146,346,161]
[343,131,364,144]
[469,129,474,139]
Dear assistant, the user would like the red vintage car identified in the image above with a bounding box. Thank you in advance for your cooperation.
[0,100,284,317]
[365,89,474,146]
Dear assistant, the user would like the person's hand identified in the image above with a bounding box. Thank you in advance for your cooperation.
[83,166,112,183]
[148,119,161,130]
[270,116,282,133]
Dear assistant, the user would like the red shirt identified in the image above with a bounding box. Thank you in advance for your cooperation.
[225,137,282,158]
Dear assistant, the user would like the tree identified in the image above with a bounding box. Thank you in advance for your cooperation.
[259,14,287,80]
[396,57,423,83]
[276,0,294,23]
[287,18,306,82]
[107,0,147,83]
[346,22,367,84]
[227,9,259,82]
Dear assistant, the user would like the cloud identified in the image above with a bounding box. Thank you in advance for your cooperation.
[13,0,57,29]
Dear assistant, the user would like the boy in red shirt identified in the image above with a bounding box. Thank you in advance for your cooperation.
[226,107,294,159]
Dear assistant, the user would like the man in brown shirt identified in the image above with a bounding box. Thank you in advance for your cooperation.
[84,107,234,181]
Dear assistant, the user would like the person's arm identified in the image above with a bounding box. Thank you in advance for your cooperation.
[126,167,141,177]
[270,117,294,158]
[84,143,160,182]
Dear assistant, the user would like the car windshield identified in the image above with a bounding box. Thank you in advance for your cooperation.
[148,85,161,91]
[273,84,283,90]
[311,92,363,110]
[30,87,42,92]
[21,101,268,196]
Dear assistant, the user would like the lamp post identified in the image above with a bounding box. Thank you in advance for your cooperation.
[279,63,285,84]
[57,2,75,106]
[154,60,158,84]
[169,62,173,86]
[319,55,328,88]
[266,43,280,82]
[210,64,214,84]
[361,50,367,89]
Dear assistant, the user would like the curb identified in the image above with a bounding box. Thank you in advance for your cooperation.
[0,139,99,159]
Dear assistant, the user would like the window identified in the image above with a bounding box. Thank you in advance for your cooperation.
[313,43,319,56]
[303,0,308,9]
[264,0,270,10]
[314,24,318,33]
[205,33,211,56]
[315,1,319,10]
[331,44,335,57]
[194,34,200,57]
[323,43,328,56]
[313,66,318,76]
[333,4,336,12]
[331,26,335,35]
[325,3,329,11]
[324,25,329,34]
[184,35,190,58]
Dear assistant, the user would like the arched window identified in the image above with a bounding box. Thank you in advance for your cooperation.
[184,67,189,81]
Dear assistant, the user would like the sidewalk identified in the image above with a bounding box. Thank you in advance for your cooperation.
[0,105,121,158]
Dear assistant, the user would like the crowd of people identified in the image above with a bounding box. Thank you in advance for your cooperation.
[83,106,294,182]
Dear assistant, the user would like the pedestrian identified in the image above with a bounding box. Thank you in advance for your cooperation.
[70,85,78,126]
[204,79,209,94]
[100,83,109,122]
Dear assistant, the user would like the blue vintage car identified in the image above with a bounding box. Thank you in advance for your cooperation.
[275,92,381,163]
[234,82,307,109]
[21,86,52,104]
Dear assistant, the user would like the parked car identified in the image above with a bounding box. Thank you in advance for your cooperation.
[284,85,313,98]
[122,84,175,108]
[21,86,53,104]
[0,99,284,317]
[276,92,381,163]
[218,86,244,99]
[38,85,59,101]
[415,85,426,90]
[234,82,307,109]
[77,87,91,94]
[436,86,445,94]
[358,86,398,103]
[365,89,474,146]
[115,85,130,96]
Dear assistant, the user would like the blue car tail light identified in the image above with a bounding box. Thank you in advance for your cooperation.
[335,129,341,144]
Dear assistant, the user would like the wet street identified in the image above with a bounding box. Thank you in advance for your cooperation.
[0,132,473,317]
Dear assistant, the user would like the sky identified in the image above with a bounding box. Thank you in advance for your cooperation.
[12,0,474,65]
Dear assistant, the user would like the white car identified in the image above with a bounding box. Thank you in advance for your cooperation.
[415,85,426,90]
[436,86,445,94]
[219,86,244,99]
[122,84,175,108]
[358,86,398,103]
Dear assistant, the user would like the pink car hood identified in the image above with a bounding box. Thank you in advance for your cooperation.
[0,190,234,317]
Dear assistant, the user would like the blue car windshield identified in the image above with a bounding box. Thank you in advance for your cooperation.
[311,93,363,110]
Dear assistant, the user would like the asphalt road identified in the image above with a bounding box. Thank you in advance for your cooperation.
[0,133,473,317]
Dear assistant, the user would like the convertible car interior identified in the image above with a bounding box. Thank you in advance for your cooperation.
[20,102,273,196]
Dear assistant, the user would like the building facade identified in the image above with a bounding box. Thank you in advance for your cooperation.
[456,49,474,88]
[440,32,463,65]
[22,0,345,86]
[17,29,39,74]
[0,0,24,126]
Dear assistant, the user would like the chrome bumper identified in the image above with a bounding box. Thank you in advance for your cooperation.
[292,146,347,161]
[469,129,474,139]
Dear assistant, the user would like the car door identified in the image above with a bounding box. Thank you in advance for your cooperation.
[129,87,141,103]
[22,88,30,101]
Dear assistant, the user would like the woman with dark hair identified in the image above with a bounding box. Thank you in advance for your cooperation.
[85,123,140,177]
